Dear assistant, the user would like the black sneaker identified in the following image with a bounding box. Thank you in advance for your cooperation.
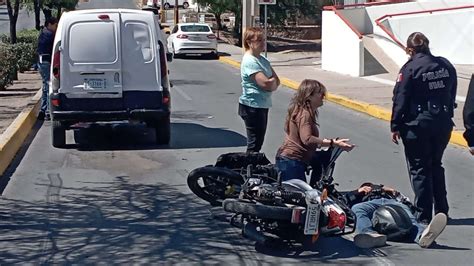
[354,233,387,249]
[37,111,45,120]
[418,213,447,248]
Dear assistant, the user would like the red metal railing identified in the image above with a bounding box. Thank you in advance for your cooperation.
[375,5,474,49]
[323,6,363,39]
[323,0,411,39]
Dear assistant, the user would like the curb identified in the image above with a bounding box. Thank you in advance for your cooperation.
[0,90,41,176]
[218,56,468,148]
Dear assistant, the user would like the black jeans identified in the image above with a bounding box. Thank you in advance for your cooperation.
[401,117,453,222]
[238,103,269,153]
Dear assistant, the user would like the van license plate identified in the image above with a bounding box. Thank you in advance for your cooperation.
[304,202,321,235]
[85,78,106,89]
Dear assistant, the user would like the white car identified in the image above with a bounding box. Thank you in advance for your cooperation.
[168,23,218,58]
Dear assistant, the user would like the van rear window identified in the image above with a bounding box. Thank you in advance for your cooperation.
[180,25,210,32]
[69,23,117,63]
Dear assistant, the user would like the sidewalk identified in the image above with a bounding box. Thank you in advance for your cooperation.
[217,42,469,147]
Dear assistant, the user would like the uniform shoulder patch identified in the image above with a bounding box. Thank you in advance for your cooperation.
[397,72,403,82]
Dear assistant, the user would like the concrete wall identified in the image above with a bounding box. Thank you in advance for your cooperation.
[322,11,364,76]
[322,0,473,76]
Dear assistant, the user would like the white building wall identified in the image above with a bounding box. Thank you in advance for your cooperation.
[322,11,364,76]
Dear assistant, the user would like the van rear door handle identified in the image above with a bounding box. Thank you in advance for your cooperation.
[80,72,105,75]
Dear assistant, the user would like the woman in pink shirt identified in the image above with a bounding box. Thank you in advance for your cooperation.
[276,79,354,183]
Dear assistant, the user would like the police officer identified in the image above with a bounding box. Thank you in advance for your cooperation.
[463,74,474,155]
[390,32,457,223]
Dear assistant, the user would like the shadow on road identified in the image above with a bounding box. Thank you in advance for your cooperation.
[69,122,246,151]
[447,217,474,226]
[0,177,369,264]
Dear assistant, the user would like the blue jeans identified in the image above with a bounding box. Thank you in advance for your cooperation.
[275,156,307,182]
[38,62,51,113]
[351,198,426,243]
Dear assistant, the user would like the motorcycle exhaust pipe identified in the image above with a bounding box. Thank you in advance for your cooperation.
[242,222,267,244]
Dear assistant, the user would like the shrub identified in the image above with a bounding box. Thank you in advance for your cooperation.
[0,29,39,75]
[0,44,16,90]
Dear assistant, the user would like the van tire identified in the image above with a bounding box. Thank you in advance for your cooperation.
[52,120,66,148]
[155,116,170,145]
[164,3,170,9]
[183,2,189,9]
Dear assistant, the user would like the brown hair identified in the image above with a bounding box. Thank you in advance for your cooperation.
[243,27,264,51]
[284,79,327,133]
[406,32,431,55]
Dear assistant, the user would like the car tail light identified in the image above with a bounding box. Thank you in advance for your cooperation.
[51,98,60,107]
[327,208,346,230]
[207,34,216,39]
[98,14,110,20]
[176,34,188,39]
[52,50,60,79]
[162,95,170,105]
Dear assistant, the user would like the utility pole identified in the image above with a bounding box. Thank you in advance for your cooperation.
[160,0,166,23]
[242,0,251,52]
[174,0,179,25]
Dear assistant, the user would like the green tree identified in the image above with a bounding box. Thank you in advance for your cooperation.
[195,0,241,43]
[6,0,20,44]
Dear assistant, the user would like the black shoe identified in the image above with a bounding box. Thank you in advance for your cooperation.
[45,114,51,121]
[38,111,45,120]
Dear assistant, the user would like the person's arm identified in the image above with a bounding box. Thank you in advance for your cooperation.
[252,72,278,92]
[391,65,413,144]
[270,66,280,87]
[342,186,372,207]
[464,74,474,154]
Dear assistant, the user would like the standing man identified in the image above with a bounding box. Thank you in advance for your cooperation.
[463,74,474,155]
[390,32,457,223]
[37,17,58,120]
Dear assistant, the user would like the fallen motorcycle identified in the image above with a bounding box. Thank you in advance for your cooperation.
[222,147,356,245]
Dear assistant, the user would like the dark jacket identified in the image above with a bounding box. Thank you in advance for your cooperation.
[37,27,55,57]
[464,74,474,147]
[391,52,457,132]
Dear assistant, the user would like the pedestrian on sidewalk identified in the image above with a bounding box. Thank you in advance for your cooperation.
[238,27,280,153]
[37,17,58,120]
[275,79,354,183]
[463,74,474,155]
[343,182,447,249]
[390,32,457,223]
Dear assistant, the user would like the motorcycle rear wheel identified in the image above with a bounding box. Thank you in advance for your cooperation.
[223,199,293,221]
[187,166,244,206]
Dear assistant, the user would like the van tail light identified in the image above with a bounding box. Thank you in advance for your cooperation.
[176,34,188,39]
[327,208,346,231]
[159,42,167,80]
[207,34,216,39]
[52,50,60,79]
[98,14,110,20]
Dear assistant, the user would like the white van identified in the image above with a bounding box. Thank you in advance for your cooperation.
[49,9,172,147]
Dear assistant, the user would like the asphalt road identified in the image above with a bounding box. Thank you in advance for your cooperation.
[0,55,472,264]
[0,5,39,34]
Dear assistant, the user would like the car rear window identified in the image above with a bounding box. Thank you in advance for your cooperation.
[69,22,117,63]
[180,25,210,32]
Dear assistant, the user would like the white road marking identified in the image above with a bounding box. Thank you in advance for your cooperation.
[173,85,192,101]
[362,76,466,103]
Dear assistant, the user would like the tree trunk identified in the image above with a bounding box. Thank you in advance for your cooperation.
[34,0,41,30]
[6,0,20,44]
[57,5,61,19]
[43,8,52,21]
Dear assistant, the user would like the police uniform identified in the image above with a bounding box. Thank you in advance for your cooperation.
[391,52,457,223]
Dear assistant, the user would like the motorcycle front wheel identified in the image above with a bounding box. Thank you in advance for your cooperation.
[187,166,244,206]
[223,199,293,221]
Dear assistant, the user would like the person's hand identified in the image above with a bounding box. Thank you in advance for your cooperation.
[382,186,397,195]
[357,186,372,195]
[334,138,355,152]
[391,131,401,145]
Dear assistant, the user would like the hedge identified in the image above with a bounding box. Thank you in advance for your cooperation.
[0,29,40,90]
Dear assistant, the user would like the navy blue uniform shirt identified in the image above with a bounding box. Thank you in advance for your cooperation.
[37,27,55,56]
[391,52,457,132]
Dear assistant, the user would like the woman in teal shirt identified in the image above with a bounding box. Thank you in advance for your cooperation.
[239,27,280,152]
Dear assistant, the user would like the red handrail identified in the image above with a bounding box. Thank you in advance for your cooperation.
[323,0,410,10]
[323,6,363,39]
[375,5,474,49]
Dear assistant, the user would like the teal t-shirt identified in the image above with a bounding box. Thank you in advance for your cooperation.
[239,53,273,108]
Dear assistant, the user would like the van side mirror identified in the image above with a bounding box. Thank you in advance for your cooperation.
[166,52,173,62]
